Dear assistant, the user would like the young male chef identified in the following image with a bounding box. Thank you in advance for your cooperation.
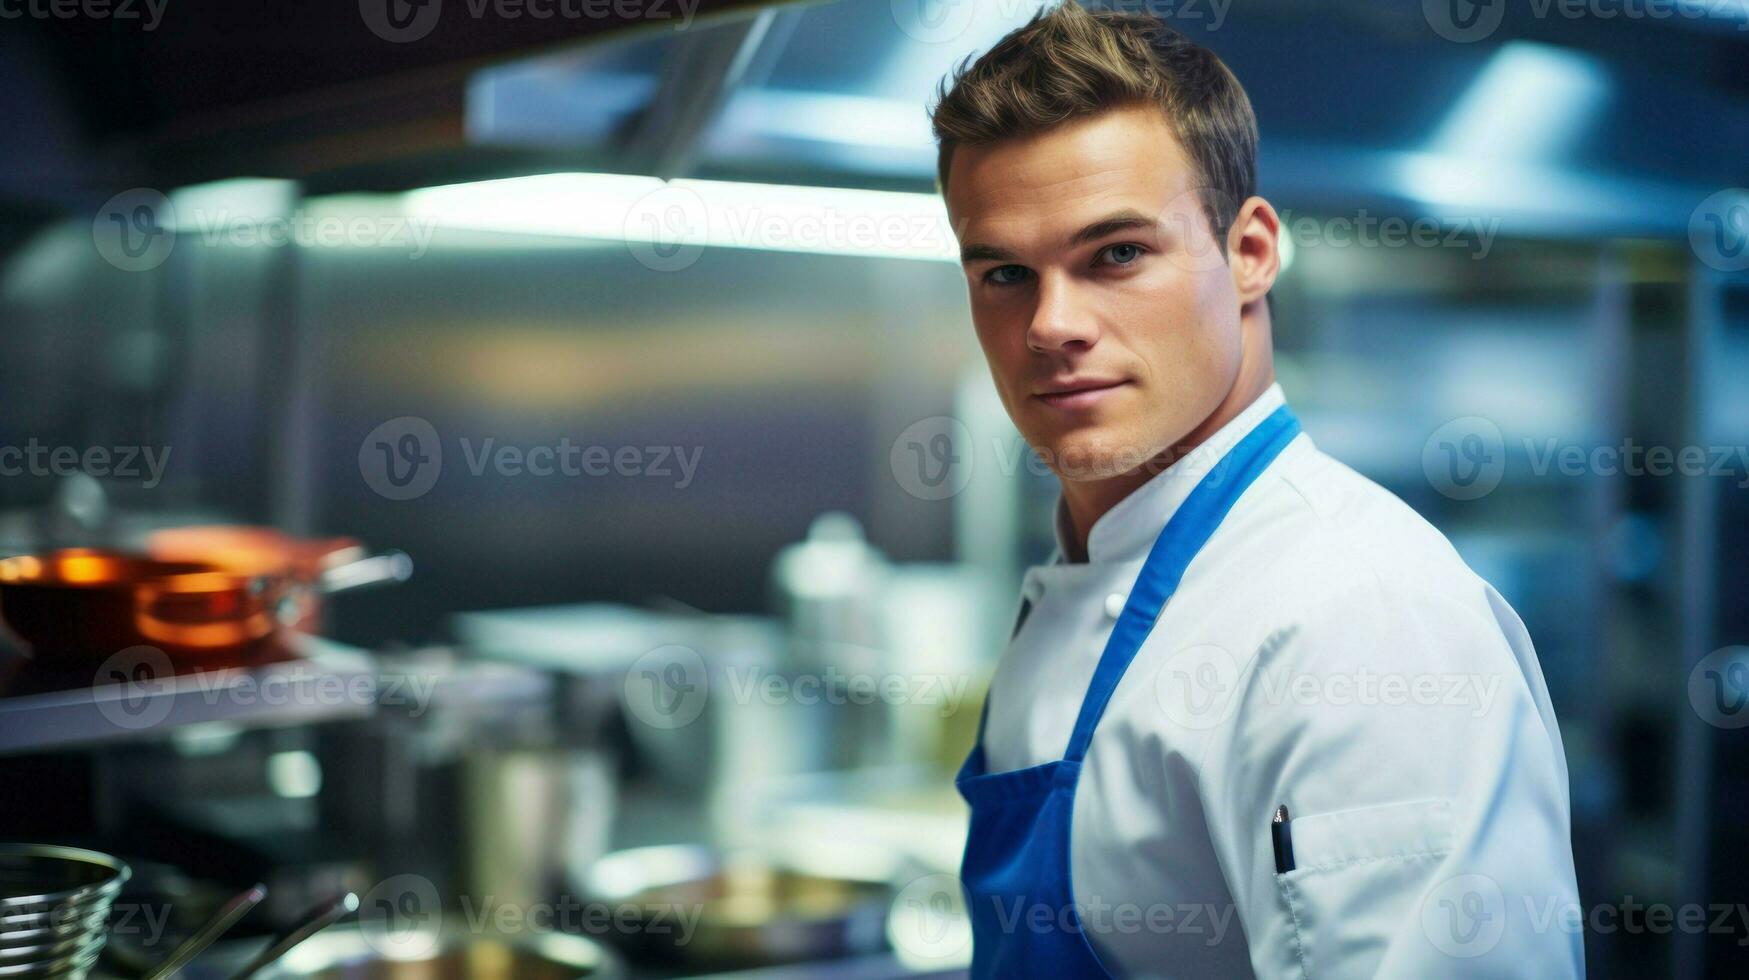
[930,3,1584,977]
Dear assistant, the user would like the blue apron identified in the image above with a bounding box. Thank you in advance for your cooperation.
[954,405,1301,978]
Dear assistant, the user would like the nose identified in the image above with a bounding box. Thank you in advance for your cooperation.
[1025,272,1099,353]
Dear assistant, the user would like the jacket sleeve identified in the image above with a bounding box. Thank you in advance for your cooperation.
[1196,576,1585,979]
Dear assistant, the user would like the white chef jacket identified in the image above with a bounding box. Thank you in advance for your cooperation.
[978,383,1583,978]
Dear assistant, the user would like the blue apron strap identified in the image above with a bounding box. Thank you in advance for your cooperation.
[1062,406,1301,764]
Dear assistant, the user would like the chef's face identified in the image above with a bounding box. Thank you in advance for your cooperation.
[945,105,1246,482]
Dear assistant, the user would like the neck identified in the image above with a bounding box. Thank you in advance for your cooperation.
[1059,308,1274,563]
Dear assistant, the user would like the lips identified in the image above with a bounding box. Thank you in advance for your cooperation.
[1033,378,1130,410]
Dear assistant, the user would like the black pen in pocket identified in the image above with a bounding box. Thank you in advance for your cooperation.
[1271,805,1296,873]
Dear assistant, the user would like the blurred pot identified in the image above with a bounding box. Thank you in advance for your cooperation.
[574,844,890,970]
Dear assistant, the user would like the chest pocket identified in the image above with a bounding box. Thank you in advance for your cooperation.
[1274,798,1454,979]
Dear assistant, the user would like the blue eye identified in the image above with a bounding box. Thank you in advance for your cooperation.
[986,264,1030,285]
[1101,243,1144,266]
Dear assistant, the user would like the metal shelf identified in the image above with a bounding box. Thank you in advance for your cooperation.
[0,634,377,756]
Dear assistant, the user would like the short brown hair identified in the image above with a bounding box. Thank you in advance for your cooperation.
[930,1,1258,245]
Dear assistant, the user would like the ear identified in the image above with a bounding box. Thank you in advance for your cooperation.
[1225,196,1281,306]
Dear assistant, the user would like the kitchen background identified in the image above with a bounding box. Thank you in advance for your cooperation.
[1,0,1747,976]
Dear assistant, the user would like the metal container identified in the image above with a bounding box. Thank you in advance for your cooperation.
[768,513,895,772]
[0,845,130,980]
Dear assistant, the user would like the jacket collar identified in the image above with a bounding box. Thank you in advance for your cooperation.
[1050,382,1289,566]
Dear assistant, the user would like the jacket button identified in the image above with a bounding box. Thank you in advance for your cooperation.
[1104,592,1126,619]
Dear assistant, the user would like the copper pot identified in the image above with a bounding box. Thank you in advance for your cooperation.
[0,536,410,667]
[0,549,283,664]
[144,526,363,634]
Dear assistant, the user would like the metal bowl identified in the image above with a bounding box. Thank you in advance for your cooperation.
[0,846,130,913]
[0,930,105,964]
[0,846,128,980]
[0,906,110,950]
[0,931,111,977]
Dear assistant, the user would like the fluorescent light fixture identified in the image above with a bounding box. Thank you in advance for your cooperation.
[402,172,960,263]
[1395,151,1583,215]
[1428,42,1611,163]
[719,90,933,150]
[167,178,300,230]
[1400,42,1615,222]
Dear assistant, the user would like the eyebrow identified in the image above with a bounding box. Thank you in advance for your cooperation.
[959,208,1160,265]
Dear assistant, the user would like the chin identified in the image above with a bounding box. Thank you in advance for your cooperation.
[1034,424,1161,483]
